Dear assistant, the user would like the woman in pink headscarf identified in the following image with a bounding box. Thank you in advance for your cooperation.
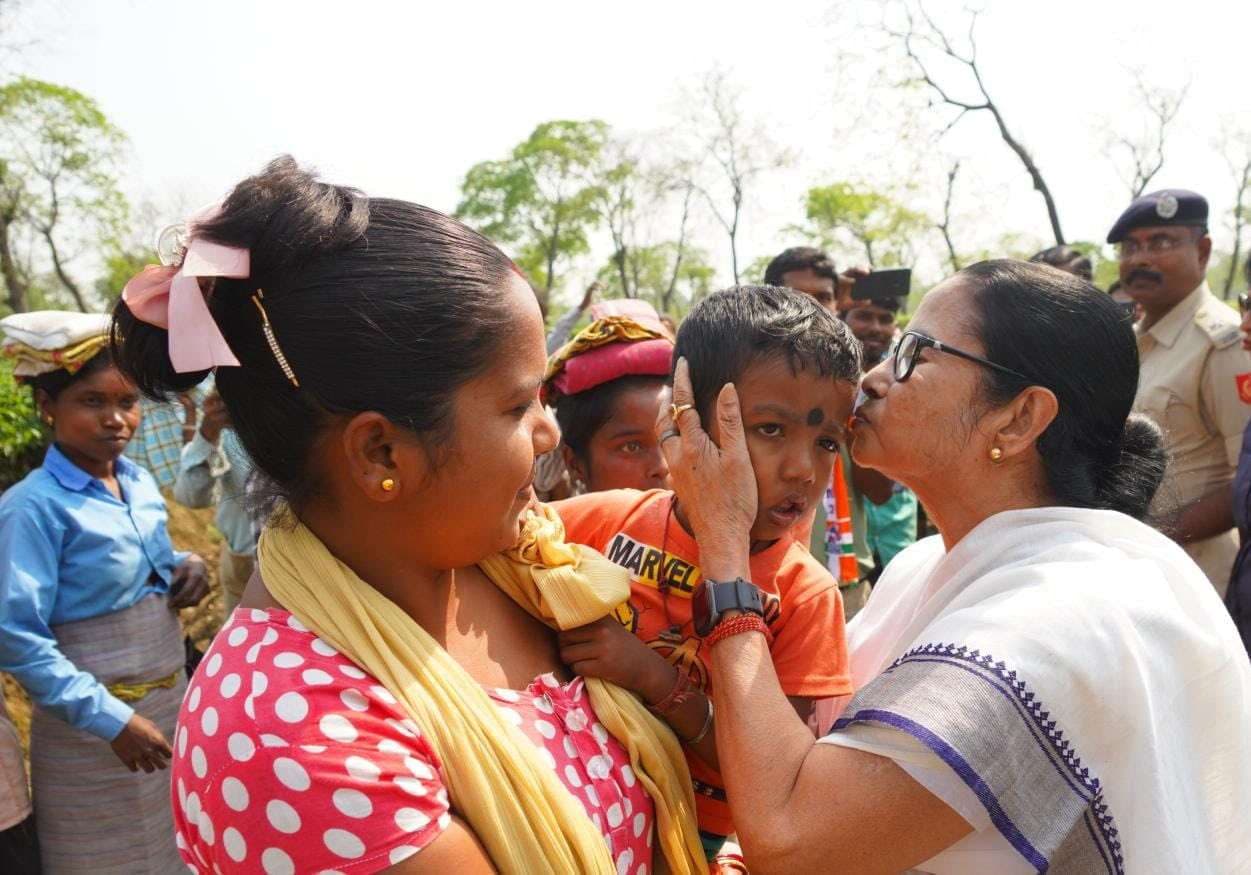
[543,301,675,496]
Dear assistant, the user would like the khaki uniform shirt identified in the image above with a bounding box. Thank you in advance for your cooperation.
[1134,282,1251,594]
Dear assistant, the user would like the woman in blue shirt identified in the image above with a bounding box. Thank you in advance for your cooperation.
[0,312,208,873]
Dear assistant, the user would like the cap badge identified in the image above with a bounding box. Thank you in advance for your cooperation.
[1156,194,1179,220]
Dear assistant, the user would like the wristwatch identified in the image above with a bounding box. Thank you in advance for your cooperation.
[693,577,765,637]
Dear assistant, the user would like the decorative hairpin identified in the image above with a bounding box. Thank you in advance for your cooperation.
[251,289,300,389]
[154,222,189,267]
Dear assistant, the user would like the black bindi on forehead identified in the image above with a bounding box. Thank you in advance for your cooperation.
[807,408,825,427]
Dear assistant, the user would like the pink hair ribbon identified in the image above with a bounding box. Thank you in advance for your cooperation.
[121,205,248,373]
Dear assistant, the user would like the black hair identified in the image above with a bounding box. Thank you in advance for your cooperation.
[961,259,1166,520]
[552,375,669,465]
[763,247,837,288]
[31,348,115,400]
[1028,245,1093,281]
[111,156,517,510]
[674,285,861,423]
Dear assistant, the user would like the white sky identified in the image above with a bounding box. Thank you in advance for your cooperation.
[10,0,1251,305]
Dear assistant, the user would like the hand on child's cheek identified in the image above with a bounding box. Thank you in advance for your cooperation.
[557,617,675,703]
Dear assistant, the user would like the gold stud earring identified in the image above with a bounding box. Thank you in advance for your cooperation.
[43,416,54,427]
[990,447,1004,462]
[381,478,397,492]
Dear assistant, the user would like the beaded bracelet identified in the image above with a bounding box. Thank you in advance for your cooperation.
[706,614,772,649]
[648,668,694,717]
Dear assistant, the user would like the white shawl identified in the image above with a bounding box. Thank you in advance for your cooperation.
[825,506,1251,874]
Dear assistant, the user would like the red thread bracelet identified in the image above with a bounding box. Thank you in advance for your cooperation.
[706,614,772,648]
[648,668,694,716]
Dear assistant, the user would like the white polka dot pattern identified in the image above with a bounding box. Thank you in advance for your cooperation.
[171,608,449,873]
[479,672,655,870]
[171,609,652,874]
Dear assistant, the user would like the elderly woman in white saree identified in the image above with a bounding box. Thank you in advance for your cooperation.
[661,260,1251,874]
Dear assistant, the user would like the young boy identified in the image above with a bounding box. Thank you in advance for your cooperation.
[554,286,861,865]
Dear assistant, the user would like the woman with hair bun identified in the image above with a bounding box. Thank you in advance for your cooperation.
[660,260,1251,872]
[112,157,704,874]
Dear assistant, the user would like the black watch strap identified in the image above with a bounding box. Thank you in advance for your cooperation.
[695,577,764,637]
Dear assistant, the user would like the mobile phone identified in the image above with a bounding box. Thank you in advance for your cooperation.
[849,268,911,302]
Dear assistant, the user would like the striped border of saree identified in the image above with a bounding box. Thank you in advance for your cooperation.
[832,643,1123,875]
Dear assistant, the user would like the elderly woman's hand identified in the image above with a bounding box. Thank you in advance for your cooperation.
[658,358,756,577]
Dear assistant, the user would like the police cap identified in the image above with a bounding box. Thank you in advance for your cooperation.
[1106,189,1209,244]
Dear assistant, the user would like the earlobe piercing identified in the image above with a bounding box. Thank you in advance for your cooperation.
[381,478,397,492]
[990,447,1004,462]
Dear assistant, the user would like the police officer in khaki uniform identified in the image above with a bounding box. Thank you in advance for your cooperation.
[1110,189,1251,594]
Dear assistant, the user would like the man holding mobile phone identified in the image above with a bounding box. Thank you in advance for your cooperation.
[837,269,911,367]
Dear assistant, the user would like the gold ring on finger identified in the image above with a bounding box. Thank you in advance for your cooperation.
[670,402,693,421]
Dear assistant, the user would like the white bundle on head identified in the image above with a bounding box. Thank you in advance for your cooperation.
[1,311,111,378]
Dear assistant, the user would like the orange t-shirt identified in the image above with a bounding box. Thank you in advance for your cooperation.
[555,488,852,837]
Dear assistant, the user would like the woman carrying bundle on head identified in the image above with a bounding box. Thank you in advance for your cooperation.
[0,310,210,874]
[113,156,705,874]
[544,299,675,497]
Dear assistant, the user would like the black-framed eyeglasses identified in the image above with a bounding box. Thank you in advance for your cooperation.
[891,329,1034,385]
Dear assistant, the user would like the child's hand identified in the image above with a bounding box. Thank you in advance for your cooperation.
[558,617,677,705]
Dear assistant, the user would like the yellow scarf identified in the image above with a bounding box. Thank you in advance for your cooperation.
[258,505,705,875]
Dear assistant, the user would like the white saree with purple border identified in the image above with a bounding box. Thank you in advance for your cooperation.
[819,507,1251,874]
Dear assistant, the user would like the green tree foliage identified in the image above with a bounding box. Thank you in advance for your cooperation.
[1066,240,1120,291]
[0,358,46,488]
[596,241,714,317]
[743,254,777,286]
[802,182,930,268]
[456,120,608,312]
[956,232,1047,271]
[94,244,149,306]
[0,77,128,313]
[1209,250,1250,300]
[595,151,641,298]
[589,142,711,316]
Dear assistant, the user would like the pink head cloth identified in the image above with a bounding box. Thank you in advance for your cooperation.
[550,338,674,396]
[552,298,673,395]
[121,204,249,373]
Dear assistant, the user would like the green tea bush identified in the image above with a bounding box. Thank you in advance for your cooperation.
[0,360,48,490]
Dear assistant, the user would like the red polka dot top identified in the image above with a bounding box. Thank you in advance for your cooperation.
[173,608,655,874]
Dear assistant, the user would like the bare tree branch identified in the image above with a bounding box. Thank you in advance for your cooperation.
[1111,71,1189,198]
[936,160,962,272]
[1219,130,1251,300]
[886,2,1065,244]
[685,68,792,284]
[663,180,696,313]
